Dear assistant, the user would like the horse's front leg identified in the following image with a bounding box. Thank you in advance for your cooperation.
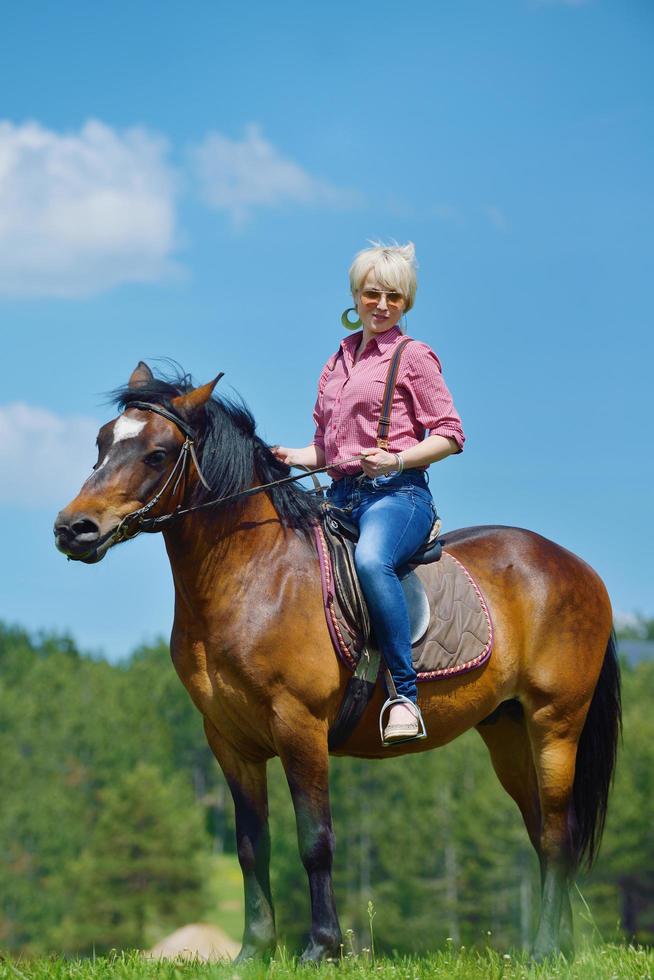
[203,719,276,962]
[277,721,342,962]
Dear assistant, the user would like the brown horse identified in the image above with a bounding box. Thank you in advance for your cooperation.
[54,363,620,961]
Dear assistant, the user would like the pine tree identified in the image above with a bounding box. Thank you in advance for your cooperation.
[53,763,209,953]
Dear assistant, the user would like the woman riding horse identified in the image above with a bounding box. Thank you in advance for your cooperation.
[274,242,465,743]
[54,341,619,961]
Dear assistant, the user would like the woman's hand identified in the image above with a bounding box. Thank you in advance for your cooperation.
[270,445,325,468]
[360,448,400,478]
[271,445,295,465]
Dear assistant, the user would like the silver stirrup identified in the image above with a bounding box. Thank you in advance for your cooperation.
[379,695,428,747]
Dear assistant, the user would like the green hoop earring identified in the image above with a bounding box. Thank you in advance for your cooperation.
[341,307,362,330]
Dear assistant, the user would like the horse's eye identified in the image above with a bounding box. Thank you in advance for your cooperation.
[144,450,167,468]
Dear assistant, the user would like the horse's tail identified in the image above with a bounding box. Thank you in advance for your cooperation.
[571,629,622,870]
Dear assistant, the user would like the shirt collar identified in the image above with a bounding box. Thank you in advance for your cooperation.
[340,324,403,357]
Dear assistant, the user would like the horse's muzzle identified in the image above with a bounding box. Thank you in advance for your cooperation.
[54,512,106,563]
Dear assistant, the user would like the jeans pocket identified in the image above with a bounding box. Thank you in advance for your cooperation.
[410,487,436,524]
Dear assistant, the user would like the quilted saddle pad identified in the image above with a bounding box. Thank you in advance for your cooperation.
[408,553,493,680]
[315,523,493,681]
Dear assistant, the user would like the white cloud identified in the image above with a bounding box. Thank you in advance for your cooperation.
[0,120,179,297]
[0,403,99,508]
[189,124,360,226]
[431,203,464,225]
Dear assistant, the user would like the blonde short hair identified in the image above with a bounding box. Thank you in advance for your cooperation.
[348,241,418,312]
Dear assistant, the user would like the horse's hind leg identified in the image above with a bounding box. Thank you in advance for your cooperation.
[203,719,276,962]
[477,704,541,849]
[477,707,542,933]
[526,717,581,959]
[478,700,578,958]
[276,719,342,962]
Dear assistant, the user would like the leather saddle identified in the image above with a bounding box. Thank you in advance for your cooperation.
[321,503,442,648]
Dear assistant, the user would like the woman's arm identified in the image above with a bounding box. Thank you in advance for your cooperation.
[398,433,459,468]
[272,444,326,468]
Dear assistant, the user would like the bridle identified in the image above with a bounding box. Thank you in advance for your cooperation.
[86,342,412,557]
[96,400,359,551]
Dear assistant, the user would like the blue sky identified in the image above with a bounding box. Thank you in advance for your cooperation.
[0,0,651,660]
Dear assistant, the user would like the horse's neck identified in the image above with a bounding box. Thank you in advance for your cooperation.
[162,493,307,628]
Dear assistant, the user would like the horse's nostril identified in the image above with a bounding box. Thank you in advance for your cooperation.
[71,518,100,539]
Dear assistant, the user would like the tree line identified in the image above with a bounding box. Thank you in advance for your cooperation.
[0,621,652,956]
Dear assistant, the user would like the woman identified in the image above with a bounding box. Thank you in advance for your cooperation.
[274,242,465,744]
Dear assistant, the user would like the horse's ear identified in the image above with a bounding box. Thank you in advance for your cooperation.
[171,373,224,418]
[128,361,154,388]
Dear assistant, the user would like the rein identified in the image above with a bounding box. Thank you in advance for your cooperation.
[105,402,359,547]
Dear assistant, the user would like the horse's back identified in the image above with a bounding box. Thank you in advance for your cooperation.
[441,524,609,600]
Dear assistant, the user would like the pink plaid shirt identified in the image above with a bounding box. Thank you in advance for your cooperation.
[313,326,465,478]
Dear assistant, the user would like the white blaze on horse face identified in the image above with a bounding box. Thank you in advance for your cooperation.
[82,414,147,487]
[112,415,147,445]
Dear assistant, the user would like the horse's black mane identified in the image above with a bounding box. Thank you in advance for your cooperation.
[112,371,321,534]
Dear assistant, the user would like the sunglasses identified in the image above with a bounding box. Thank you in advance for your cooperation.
[360,288,405,309]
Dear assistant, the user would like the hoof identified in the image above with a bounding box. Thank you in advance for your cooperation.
[234,940,276,963]
[300,934,341,963]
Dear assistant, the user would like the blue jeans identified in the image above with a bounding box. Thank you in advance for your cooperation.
[326,471,436,703]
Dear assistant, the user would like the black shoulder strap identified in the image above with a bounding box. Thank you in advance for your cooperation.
[375,338,412,450]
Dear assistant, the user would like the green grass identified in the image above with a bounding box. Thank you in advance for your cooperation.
[1,946,652,980]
